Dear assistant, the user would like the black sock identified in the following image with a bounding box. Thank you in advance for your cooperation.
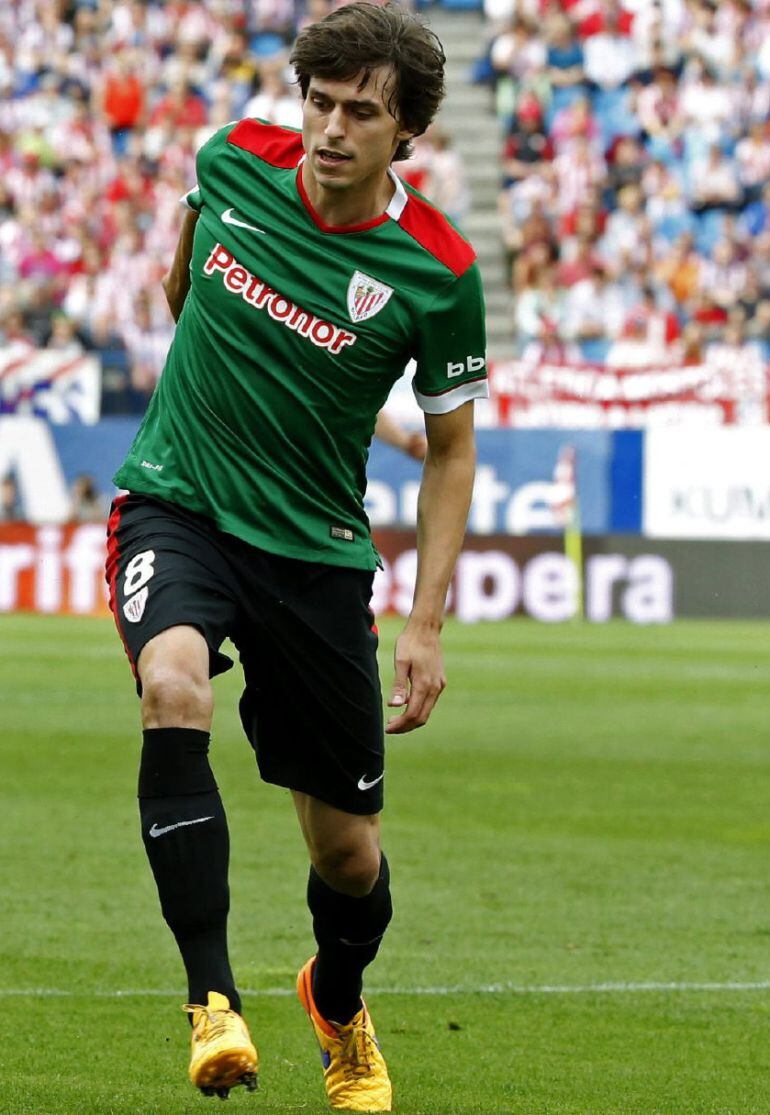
[138,727,240,1014]
[308,855,392,1025]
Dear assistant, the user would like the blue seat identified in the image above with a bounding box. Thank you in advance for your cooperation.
[653,211,695,242]
[693,209,725,254]
[249,32,285,57]
[579,339,611,363]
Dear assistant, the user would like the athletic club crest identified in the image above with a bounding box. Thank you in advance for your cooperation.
[123,586,148,624]
[347,271,394,324]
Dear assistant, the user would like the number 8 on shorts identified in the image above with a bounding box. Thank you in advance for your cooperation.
[124,550,156,596]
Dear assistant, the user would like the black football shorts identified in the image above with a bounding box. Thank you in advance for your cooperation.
[106,493,384,815]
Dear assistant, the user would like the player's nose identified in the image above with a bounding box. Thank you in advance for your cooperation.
[324,107,345,140]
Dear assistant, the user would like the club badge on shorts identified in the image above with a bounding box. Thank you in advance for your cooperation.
[347,270,394,323]
[123,585,149,623]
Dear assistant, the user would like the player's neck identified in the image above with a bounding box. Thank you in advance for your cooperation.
[300,161,394,229]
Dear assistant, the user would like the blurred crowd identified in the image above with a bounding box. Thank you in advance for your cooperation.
[0,0,464,415]
[482,0,770,368]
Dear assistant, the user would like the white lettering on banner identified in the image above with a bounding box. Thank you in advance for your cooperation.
[506,482,562,535]
[586,556,673,623]
[366,465,567,536]
[624,557,673,624]
[66,525,108,612]
[373,550,673,624]
[455,552,520,622]
[35,527,63,612]
[401,481,420,525]
[523,553,578,622]
[0,544,35,610]
[469,466,510,534]
[0,525,109,613]
[0,416,69,523]
[364,481,397,527]
[586,555,627,623]
[489,357,769,428]
[362,479,421,529]
[366,465,570,535]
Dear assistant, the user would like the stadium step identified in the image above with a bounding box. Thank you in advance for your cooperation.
[426,9,511,360]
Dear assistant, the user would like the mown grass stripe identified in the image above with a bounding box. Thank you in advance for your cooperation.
[4,979,770,998]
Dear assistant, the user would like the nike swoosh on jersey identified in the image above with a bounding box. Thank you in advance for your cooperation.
[148,816,214,838]
[221,207,266,235]
[357,773,384,791]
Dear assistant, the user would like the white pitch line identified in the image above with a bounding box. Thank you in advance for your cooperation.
[4,980,770,999]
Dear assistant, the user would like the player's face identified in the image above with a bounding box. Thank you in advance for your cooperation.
[302,69,413,192]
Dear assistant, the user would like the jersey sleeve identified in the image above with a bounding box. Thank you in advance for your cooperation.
[411,263,488,414]
[178,122,238,212]
[181,184,203,212]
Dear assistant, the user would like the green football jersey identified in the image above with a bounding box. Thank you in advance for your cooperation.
[114,120,488,570]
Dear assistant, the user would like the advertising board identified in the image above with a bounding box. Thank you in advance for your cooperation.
[644,427,770,540]
[4,526,767,622]
[0,416,642,534]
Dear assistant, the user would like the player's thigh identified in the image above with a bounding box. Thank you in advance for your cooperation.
[106,494,239,690]
[234,560,384,816]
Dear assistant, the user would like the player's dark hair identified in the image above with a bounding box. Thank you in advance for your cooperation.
[290,1,446,161]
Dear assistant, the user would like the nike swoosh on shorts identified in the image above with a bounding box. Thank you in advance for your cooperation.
[357,773,384,791]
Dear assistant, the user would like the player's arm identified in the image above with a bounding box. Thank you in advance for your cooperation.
[386,402,476,734]
[374,410,427,461]
[386,259,487,734]
[162,210,199,322]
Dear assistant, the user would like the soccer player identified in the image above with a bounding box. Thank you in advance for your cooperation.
[105,3,487,1109]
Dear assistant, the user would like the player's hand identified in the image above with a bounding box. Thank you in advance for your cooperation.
[386,623,446,734]
[406,432,428,462]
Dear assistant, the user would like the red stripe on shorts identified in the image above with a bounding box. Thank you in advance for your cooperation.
[105,495,137,678]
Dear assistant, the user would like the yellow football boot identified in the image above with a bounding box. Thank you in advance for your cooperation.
[297,957,392,1112]
[183,991,258,1099]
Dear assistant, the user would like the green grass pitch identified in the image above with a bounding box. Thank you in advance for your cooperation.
[2,613,770,1114]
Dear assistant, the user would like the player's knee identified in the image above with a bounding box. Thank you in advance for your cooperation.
[141,662,212,728]
[313,841,381,897]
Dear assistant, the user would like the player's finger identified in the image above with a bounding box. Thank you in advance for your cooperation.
[386,681,435,733]
[388,654,410,708]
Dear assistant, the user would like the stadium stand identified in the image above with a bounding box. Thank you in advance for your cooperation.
[2,0,770,428]
[480,0,770,379]
[0,0,473,417]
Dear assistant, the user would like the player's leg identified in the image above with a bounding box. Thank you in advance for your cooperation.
[106,494,257,1097]
[293,795,392,1113]
[231,547,390,1106]
[293,793,390,1023]
[138,626,257,1096]
[137,625,238,1011]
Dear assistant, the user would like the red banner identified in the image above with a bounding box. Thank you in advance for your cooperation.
[488,357,769,428]
[0,522,109,616]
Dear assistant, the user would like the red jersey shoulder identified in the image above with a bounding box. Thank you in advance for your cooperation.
[226,119,304,169]
[397,188,476,278]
